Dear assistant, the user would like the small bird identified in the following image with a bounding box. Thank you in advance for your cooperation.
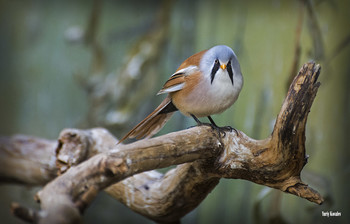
[118,45,243,143]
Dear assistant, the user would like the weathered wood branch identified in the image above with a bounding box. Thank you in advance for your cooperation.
[0,62,323,224]
[0,135,57,185]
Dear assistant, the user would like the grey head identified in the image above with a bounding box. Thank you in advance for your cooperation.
[199,45,242,85]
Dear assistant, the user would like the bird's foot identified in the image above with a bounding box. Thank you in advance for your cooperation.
[190,114,239,138]
[208,124,239,138]
[188,122,238,138]
[219,125,239,135]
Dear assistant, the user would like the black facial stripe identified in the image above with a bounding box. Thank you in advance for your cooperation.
[210,60,220,84]
[227,63,234,85]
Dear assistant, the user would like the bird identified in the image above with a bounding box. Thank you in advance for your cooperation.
[118,45,243,144]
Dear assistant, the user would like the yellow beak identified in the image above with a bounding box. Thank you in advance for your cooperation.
[220,63,227,70]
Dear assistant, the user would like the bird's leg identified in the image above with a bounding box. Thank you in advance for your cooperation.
[190,114,205,126]
[190,114,215,129]
[207,116,238,136]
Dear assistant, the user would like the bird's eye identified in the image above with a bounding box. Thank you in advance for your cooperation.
[227,61,231,66]
[214,59,219,64]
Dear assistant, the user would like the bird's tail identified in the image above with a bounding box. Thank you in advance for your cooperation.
[118,96,177,144]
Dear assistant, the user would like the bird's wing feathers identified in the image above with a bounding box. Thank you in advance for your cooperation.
[157,65,198,95]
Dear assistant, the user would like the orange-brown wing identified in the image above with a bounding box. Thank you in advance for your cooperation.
[157,49,206,95]
[157,65,199,95]
[157,73,185,95]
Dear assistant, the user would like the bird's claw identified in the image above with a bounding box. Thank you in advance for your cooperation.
[206,124,239,138]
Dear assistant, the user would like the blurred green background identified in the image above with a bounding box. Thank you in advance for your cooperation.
[0,0,349,223]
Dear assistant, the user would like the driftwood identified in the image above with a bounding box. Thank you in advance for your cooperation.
[0,62,323,223]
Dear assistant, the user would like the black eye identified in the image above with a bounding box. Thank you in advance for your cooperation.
[227,60,231,66]
[214,59,219,64]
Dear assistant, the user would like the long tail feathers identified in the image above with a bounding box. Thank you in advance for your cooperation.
[118,97,175,144]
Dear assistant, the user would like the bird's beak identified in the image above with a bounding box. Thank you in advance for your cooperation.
[220,63,227,70]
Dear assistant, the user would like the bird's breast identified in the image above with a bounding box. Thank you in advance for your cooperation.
[171,70,242,117]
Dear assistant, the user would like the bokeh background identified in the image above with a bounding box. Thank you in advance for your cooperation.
[0,0,349,223]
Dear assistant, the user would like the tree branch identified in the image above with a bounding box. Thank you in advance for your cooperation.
[0,135,57,185]
[1,62,323,223]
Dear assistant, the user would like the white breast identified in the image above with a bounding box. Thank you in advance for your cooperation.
[180,69,243,117]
